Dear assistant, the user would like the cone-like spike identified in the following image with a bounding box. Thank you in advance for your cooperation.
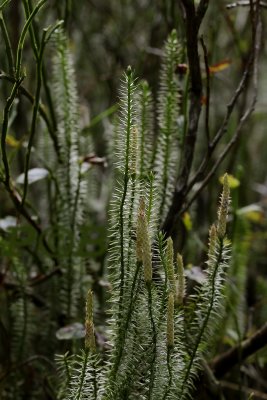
[175,253,185,306]
[217,173,230,239]
[136,198,152,282]
[85,290,96,352]
[208,224,218,261]
[166,237,175,292]
[129,126,138,175]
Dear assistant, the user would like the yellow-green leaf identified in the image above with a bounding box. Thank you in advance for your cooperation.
[219,174,240,189]
[182,212,192,231]
[6,134,20,148]
[237,204,264,223]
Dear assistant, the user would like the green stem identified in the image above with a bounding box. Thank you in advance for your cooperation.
[64,0,72,29]
[24,0,61,142]
[22,30,46,205]
[110,261,141,381]
[162,347,173,400]
[63,353,72,390]
[22,0,39,59]
[0,71,59,155]
[91,355,98,400]
[0,0,11,11]
[75,350,89,400]
[1,77,24,186]
[22,19,63,193]
[0,11,14,74]
[42,66,57,132]
[15,0,47,79]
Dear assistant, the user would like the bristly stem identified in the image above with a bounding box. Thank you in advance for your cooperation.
[162,347,173,400]
[75,350,89,400]
[180,239,224,399]
[109,261,141,381]
[118,68,135,319]
[159,96,172,218]
[147,282,157,399]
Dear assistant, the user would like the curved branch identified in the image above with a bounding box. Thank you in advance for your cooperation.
[163,0,209,236]
[211,322,267,378]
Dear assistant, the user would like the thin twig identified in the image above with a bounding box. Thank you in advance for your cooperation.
[0,71,60,156]
[211,321,267,378]
[200,36,210,143]
[1,76,24,186]
[163,0,209,236]
[0,10,14,74]
[164,0,261,223]
[22,29,46,205]
[196,0,210,27]
[226,1,267,9]
[221,381,267,399]
[29,267,62,286]
[0,355,56,383]
[182,0,261,213]
[0,181,56,260]
[185,52,252,196]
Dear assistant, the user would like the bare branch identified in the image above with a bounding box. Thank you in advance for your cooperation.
[182,0,262,212]
[163,0,209,236]
[227,1,267,9]
[1,182,56,260]
[0,71,60,158]
[220,381,267,399]
[164,0,262,234]
[196,0,210,26]
[211,322,267,378]
[0,355,56,383]
[200,36,210,144]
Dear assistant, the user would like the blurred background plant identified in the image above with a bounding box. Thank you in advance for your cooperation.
[0,0,267,399]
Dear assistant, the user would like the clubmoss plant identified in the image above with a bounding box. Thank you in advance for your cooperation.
[61,172,231,399]
[57,28,232,396]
